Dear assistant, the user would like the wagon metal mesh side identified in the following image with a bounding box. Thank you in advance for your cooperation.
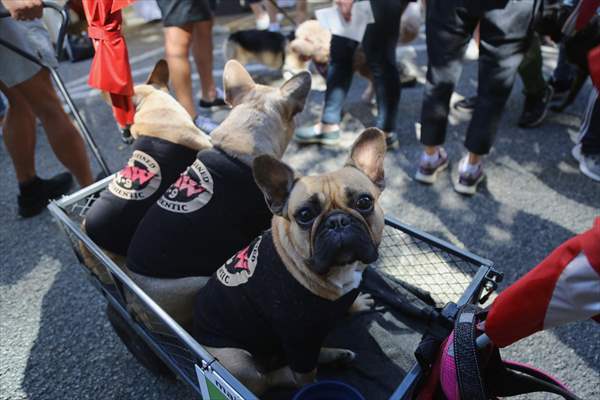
[48,179,498,400]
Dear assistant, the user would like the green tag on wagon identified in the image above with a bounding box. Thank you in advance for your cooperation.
[195,364,245,400]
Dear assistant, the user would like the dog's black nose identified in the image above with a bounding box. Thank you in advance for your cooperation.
[325,213,351,231]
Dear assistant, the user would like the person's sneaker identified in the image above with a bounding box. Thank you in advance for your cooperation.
[572,144,600,182]
[548,76,572,100]
[454,96,477,112]
[194,115,219,134]
[294,125,341,146]
[414,148,449,184]
[453,157,485,195]
[399,71,418,88]
[518,85,554,128]
[18,173,73,218]
[385,132,399,150]
[198,87,227,111]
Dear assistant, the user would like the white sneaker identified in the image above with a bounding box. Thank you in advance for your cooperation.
[256,13,270,30]
[464,38,479,61]
[572,144,600,182]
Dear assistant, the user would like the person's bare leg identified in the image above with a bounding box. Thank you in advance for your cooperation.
[191,19,217,103]
[467,152,481,164]
[425,145,439,156]
[265,1,280,31]
[163,24,195,116]
[15,69,93,187]
[0,81,37,184]
[295,0,308,24]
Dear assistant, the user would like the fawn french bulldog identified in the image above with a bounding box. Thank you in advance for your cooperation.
[193,128,387,394]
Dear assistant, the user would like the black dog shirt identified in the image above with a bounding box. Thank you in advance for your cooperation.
[85,136,197,256]
[127,148,272,278]
[193,230,359,373]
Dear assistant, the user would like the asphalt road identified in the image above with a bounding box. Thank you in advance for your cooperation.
[1,9,599,400]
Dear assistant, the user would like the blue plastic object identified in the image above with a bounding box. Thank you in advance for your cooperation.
[293,381,366,400]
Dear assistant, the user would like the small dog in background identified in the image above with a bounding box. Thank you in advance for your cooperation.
[226,2,423,101]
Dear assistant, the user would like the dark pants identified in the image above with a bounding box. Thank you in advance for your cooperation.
[321,0,405,132]
[420,0,538,155]
[579,89,600,155]
[519,34,547,98]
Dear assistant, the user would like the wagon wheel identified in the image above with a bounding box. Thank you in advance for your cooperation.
[106,304,175,379]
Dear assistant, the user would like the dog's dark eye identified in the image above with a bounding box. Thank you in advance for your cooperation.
[295,207,316,225]
[356,195,373,213]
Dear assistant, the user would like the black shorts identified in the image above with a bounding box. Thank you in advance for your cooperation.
[156,0,217,27]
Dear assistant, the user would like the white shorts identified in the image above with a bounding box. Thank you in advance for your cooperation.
[0,10,58,88]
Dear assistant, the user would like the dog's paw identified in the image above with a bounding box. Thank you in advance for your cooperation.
[350,293,375,313]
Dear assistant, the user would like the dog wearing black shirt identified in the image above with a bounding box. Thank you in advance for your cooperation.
[81,60,212,283]
[125,61,312,328]
[193,128,387,394]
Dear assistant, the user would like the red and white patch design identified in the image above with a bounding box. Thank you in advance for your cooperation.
[157,158,214,213]
[109,150,161,200]
[217,236,262,287]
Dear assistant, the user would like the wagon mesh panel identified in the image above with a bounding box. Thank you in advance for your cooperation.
[374,227,480,307]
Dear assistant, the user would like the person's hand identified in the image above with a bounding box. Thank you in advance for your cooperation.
[1,0,43,21]
[335,0,353,22]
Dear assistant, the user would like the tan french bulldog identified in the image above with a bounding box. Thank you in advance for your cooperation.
[125,60,312,329]
[193,128,387,395]
[81,60,212,284]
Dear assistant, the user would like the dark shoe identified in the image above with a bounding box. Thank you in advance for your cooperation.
[453,157,485,195]
[198,88,227,111]
[294,125,341,146]
[414,148,449,184]
[548,76,572,100]
[399,72,418,88]
[18,173,73,218]
[385,132,399,150]
[518,85,554,128]
[454,96,477,112]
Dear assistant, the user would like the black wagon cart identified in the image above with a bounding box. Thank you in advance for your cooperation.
[48,175,502,400]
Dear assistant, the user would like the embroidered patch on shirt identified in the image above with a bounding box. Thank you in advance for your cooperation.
[217,236,262,287]
[157,158,214,214]
[109,150,162,200]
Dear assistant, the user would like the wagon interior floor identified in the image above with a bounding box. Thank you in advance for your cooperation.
[265,266,445,400]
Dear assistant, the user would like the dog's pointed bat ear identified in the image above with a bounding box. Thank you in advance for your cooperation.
[253,155,297,216]
[280,70,311,116]
[346,128,387,190]
[223,60,256,107]
[146,59,170,90]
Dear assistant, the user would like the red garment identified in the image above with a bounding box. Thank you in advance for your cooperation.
[486,218,600,347]
[82,0,135,127]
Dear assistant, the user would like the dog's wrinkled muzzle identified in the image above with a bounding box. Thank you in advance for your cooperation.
[308,211,378,275]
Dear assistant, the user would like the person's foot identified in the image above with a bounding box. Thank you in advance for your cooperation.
[18,173,73,218]
[572,144,600,182]
[548,76,573,100]
[399,71,418,88]
[453,156,485,195]
[518,85,554,128]
[294,125,340,146]
[414,147,449,184]
[194,115,219,134]
[385,132,399,150]
[454,96,477,112]
[198,87,227,111]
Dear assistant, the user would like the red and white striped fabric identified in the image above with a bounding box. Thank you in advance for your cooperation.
[486,218,600,348]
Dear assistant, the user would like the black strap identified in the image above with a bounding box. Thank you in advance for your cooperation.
[454,304,487,400]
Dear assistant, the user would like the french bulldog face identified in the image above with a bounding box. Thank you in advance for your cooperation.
[254,128,386,287]
[125,60,211,150]
[218,60,311,152]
